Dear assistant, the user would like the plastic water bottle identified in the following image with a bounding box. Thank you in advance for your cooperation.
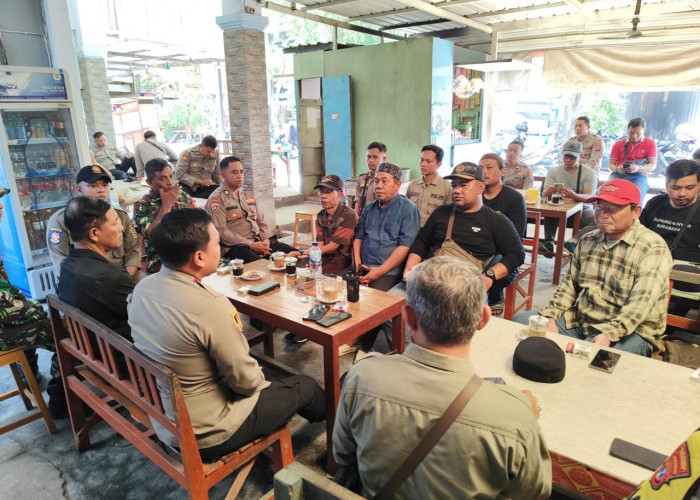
[309,242,322,280]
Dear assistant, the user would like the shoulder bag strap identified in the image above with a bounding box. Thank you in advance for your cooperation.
[372,374,483,500]
[670,199,700,257]
[147,140,169,156]
[444,206,457,241]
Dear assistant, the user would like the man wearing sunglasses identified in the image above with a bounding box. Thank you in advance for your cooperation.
[515,179,672,356]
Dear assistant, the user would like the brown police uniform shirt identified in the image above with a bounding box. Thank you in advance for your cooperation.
[175,145,220,191]
[355,171,376,216]
[205,185,271,250]
[405,174,453,226]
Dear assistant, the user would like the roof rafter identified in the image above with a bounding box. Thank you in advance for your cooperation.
[391,0,492,33]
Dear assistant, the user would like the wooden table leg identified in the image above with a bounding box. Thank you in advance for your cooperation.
[263,323,275,358]
[553,214,566,286]
[323,340,341,474]
[391,312,405,354]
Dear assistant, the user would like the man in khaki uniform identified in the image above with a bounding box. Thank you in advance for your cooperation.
[334,256,551,499]
[205,156,295,262]
[46,165,142,281]
[355,141,387,216]
[573,116,604,173]
[405,145,452,226]
[175,135,220,199]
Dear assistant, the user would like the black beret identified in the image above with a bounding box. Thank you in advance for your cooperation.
[513,337,566,383]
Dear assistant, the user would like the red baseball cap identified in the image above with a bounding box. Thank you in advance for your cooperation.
[586,179,640,205]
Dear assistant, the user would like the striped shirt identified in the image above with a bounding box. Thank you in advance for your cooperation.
[316,203,358,259]
[539,220,671,351]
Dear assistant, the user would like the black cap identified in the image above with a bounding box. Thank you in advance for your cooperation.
[315,174,343,192]
[513,337,566,383]
[444,162,485,182]
[76,165,111,184]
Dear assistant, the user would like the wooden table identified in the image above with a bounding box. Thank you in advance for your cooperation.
[471,317,699,499]
[203,260,406,471]
[527,198,583,285]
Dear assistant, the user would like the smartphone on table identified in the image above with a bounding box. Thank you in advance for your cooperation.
[589,349,621,374]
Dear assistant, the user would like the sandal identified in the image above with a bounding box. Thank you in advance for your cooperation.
[490,303,504,316]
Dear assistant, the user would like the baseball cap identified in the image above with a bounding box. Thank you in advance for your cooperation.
[444,162,484,182]
[0,187,10,199]
[315,174,343,192]
[376,162,403,181]
[585,179,641,206]
[562,139,583,158]
[76,165,112,185]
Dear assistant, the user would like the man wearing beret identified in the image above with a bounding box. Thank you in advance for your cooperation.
[46,165,142,281]
[515,179,672,356]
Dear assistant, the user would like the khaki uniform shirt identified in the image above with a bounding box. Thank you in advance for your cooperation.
[46,207,142,272]
[405,174,453,226]
[334,344,552,499]
[128,267,269,449]
[355,171,376,216]
[205,185,270,250]
[539,220,672,351]
[175,145,220,191]
[90,144,124,170]
[504,161,534,190]
[576,133,604,172]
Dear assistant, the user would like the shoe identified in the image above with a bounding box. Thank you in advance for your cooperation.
[538,241,555,258]
[47,378,69,420]
[338,344,359,356]
[563,239,577,255]
[490,303,504,316]
[284,333,308,344]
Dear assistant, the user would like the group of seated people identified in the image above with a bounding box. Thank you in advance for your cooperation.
[0,118,698,498]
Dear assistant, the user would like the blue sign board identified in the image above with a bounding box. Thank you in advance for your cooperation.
[0,70,68,100]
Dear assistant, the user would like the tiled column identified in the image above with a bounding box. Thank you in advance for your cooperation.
[217,11,276,230]
[77,56,116,142]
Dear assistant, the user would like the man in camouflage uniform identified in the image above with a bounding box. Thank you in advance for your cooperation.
[0,188,54,381]
[133,158,194,273]
[175,135,220,199]
[355,141,387,217]
[46,165,143,282]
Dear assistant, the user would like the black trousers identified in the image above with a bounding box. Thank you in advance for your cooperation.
[358,274,403,352]
[199,375,325,463]
[180,183,219,199]
[223,240,297,264]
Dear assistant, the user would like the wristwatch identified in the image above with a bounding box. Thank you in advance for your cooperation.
[484,269,497,282]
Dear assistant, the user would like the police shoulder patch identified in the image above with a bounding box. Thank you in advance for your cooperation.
[48,229,62,245]
[210,199,221,212]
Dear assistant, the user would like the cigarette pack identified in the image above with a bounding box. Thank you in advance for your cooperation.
[566,342,592,359]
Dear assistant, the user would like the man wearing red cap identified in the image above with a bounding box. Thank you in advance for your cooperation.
[515,179,672,356]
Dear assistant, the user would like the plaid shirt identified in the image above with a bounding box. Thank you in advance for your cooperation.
[133,189,194,273]
[539,220,671,351]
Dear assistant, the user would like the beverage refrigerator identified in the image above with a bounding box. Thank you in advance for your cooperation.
[0,67,83,299]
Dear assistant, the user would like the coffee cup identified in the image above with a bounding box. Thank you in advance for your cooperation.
[284,257,297,276]
[528,315,548,337]
[270,251,285,268]
[552,193,561,204]
[230,259,244,277]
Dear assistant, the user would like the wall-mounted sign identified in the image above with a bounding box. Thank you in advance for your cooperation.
[0,70,68,100]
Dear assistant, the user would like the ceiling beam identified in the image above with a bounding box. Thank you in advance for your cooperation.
[300,0,361,11]
[380,18,453,31]
[349,0,482,22]
[262,1,406,41]
[561,0,598,22]
[391,0,492,33]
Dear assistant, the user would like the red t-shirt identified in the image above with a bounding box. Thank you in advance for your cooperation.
[610,137,657,164]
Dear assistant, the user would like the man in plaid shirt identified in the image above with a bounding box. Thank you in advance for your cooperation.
[515,179,672,356]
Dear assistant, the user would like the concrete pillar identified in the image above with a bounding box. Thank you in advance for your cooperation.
[77,57,115,142]
[217,6,276,230]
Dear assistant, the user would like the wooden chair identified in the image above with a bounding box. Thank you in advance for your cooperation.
[293,208,318,248]
[667,268,700,332]
[504,211,541,320]
[0,346,57,436]
[47,295,293,500]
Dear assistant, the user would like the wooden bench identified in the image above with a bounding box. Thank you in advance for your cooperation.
[47,294,293,499]
[504,211,541,320]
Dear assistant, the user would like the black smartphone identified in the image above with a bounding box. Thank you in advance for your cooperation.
[316,311,352,328]
[589,349,621,374]
[303,304,329,322]
[247,281,281,296]
[609,438,667,471]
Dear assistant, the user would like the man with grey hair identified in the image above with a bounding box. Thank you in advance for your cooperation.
[334,256,551,498]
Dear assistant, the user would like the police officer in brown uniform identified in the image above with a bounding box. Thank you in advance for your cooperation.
[175,135,220,199]
[355,141,387,216]
[205,156,295,263]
